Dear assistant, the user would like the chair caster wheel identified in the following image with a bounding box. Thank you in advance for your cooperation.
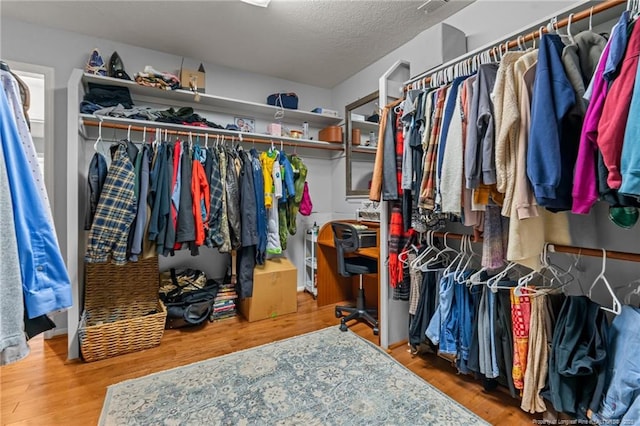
[373,327,379,336]
[335,309,342,318]
[339,323,348,332]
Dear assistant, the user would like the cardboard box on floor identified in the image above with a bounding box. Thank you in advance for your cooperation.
[238,258,297,322]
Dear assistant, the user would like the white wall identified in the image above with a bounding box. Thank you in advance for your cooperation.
[0,19,334,255]
[0,18,338,324]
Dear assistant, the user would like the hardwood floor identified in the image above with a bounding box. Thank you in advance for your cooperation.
[1,292,538,425]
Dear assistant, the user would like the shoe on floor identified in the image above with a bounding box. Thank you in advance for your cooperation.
[85,48,107,76]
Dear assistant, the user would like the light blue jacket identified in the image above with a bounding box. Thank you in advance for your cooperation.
[619,58,640,197]
[0,87,71,318]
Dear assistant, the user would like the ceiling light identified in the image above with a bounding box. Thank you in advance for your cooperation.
[241,0,271,7]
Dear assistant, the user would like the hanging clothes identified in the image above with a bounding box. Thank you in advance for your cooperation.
[217,145,232,253]
[225,148,242,251]
[0,135,29,366]
[493,51,526,216]
[206,146,225,249]
[236,148,258,298]
[85,141,137,265]
[191,145,210,248]
[543,296,609,420]
[465,63,499,191]
[369,103,389,202]
[129,145,151,261]
[510,287,532,392]
[591,305,640,424]
[598,19,640,190]
[84,152,108,230]
[250,148,267,264]
[520,293,549,413]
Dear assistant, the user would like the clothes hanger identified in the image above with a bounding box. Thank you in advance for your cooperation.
[127,124,132,142]
[487,261,520,292]
[398,243,419,266]
[410,230,441,270]
[587,249,622,315]
[443,235,467,276]
[566,13,576,45]
[142,126,147,145]
[420,232,455,271]
[94,118,104,153]
[622,279,640,305]
[456,235,481,283]
[589,6,594,31]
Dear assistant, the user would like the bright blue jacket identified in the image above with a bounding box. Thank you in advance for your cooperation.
[0,87,71,318]
[527,34,577,211]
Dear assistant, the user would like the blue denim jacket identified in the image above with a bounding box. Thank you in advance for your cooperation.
[0,87,71,318]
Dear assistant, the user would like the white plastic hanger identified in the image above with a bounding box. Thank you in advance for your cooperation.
[93,118,103,153]
[566,13,576,44]
[588,7,594,31]
[487,261,519,292]
[456,235,480,284]
[443,235,467,276]
[398,243,419,266]
[410,231,440,270]
[127,124,132,141]
[467,266,489,287]
[587,249,622,315]
[421,232,457,271]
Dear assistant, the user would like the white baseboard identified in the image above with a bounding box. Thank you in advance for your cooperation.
[43,327,68,340]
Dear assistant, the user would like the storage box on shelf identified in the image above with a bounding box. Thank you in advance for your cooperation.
[80,73,344,149]
[238,258,298,322]
[78,256,166,362]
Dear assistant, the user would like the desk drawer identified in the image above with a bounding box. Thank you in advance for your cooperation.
[357,230,377,248]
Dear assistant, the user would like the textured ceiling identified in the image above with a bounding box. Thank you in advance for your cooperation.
[1,0,474,88]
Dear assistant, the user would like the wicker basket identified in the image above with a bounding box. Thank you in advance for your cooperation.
[79,256,167,362]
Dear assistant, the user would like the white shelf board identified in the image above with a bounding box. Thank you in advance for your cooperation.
[82,73,343,127]
[305,257,317,269]
[351,119,379,133]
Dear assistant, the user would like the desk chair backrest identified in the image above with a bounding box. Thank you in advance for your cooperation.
[331,222,360,277]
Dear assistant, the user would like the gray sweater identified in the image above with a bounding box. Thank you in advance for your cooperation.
[465,63,499,189]
[0,137,29,365]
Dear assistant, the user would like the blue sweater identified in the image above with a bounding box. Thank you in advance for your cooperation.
[527,34,577,211]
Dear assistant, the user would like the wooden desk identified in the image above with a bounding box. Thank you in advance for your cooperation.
[316,220,380,311]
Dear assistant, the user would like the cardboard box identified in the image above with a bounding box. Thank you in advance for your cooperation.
[180,65,206,93]
[238,258,297,322]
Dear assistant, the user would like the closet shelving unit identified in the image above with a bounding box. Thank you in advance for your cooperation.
[79,73,344,150]
[304,230,318,298]
[65,69,343,359]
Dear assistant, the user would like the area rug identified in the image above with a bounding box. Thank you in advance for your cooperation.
[99,326,488,425]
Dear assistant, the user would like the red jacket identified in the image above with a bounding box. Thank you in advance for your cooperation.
[597,21,640,189]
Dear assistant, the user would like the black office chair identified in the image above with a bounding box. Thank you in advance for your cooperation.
[331,222,379,335]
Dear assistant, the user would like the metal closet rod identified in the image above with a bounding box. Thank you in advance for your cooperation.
[429,231,640,263]
[81,119,345,151]
[405,0,626,89]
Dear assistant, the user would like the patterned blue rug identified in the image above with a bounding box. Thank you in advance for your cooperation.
[100,327,488,425]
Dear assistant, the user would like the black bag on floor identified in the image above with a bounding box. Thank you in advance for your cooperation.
[160,269,220,329]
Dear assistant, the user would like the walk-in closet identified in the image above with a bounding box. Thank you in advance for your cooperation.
[4,1,640,425]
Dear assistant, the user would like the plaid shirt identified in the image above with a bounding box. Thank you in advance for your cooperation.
[85,142,137,265]
[419,86,448,210]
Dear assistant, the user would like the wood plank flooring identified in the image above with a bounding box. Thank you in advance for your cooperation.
[1,293,538,425]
